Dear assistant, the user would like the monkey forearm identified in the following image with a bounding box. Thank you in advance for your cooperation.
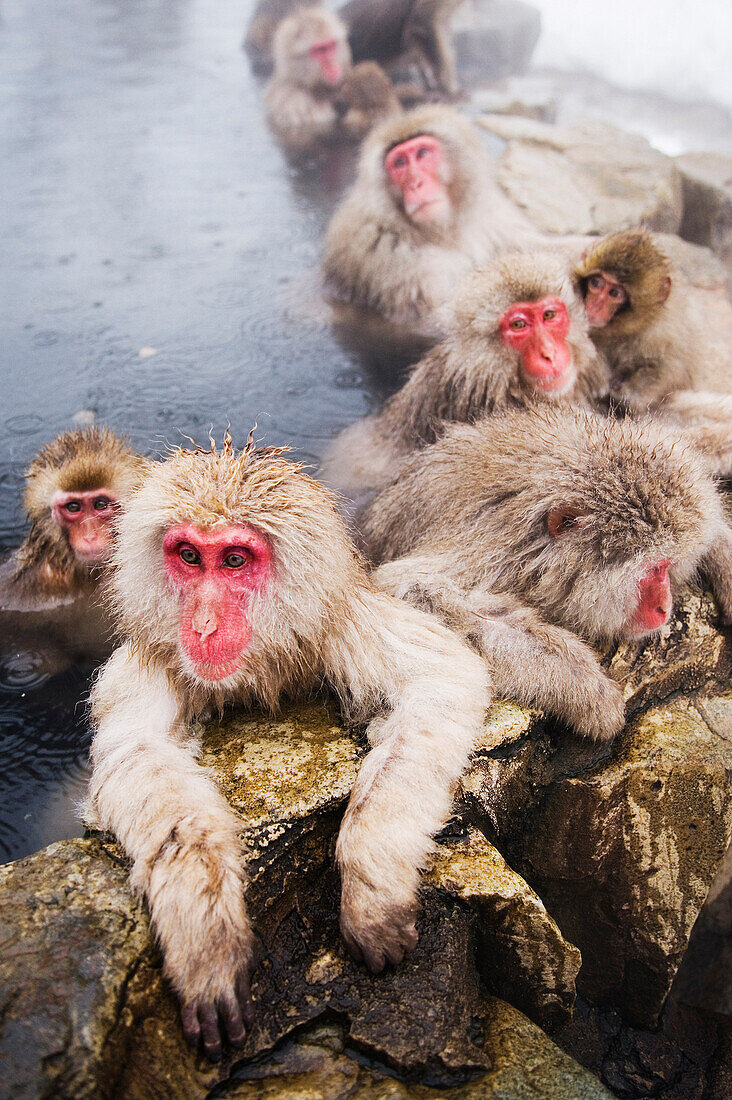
[701,524,732,624]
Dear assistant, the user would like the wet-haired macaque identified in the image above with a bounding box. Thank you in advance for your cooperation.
[334,60,403,140]
[85,435,489,1060]
[339,0,464,97]
[361,408,732,742]
[322,104,537,329]
[265,9,355,159]
[243,0,312,74]
[0,427,146,611]
[321,251,608,499]
[575,228,732,409]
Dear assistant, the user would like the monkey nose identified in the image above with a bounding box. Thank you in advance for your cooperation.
[191,609,218,640]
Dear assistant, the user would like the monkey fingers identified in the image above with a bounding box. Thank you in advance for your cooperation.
[340,900,419,973]
[180,967,254,1062]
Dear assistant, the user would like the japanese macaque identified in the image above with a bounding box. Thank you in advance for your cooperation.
[575,228,732,409]
[322,105,538,328]
[361,408,732,742]
[321,251,609,499]
[334,60,403,140]
[0,427,146,611]
[85,435,489,1060]
[339,0,465,97]
[243,0,312,74]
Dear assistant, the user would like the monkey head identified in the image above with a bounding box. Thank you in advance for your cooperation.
[360,106,487,235]
[575,229,673,336]
[22,427,144,579]
[507,410,722,644]
[110,434,361,704]
[450,252,599,399]
[272,9,351,90]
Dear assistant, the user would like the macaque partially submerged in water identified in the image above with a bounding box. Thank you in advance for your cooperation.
[321,251,609,500]
[322,105,537,329]
[85,433,489,1060]
[362,407,732,742]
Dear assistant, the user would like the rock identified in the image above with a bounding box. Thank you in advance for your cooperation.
[477,114,683,235]
[676,152,732,270]
[0,702,595,1100]
[453,1,542,89]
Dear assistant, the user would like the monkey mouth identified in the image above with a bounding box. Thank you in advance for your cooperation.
[189,656,243,683]
[529,367,576,395]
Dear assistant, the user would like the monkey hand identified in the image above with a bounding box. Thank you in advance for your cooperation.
[570,666,626,741]
[179,964,254,1063]
[340,882,419,973]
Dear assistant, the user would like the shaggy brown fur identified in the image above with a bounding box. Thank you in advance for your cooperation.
[243,0,312,74]
[335,61,402,140]
[320,251,609,499]
[87,433,489,1060]
[362,407,732,740]
[322,104,538,328]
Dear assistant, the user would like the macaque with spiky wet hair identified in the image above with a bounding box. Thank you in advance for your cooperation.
[85,433,489,1061]
[361,407,732,742]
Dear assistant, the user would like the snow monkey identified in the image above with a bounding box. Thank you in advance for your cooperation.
[322,104,537,329]
[575,228,732,409]
[361,408,732,743]
[0,427,146,611]
[339,0,466,97]
[334,60,403,141]
[85,434,489,1060]
[321,251,609,499]
[244,0,312,73]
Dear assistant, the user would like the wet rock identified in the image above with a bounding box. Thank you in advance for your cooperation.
[453,1,542,88]
[478,114,683,235]
[464,637,732,1031]
[676,152,732,269]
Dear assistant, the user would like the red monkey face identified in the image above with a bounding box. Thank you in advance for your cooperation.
[384,136,451,226]
[629,560,672,636]
[51,488,119,564]
[309,37,344,86]
[499,298,575,394]
[583,271,628,327]
[163,524,272,683]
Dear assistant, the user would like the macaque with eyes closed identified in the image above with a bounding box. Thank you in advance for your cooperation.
[339,0,465,97]
[361,407,732,742]
[320,251,609,499]
[85,434,489,1060]
[322,104,538,329]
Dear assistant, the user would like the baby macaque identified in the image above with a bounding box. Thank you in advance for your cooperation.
[339,0,464,97]
[322,105,537,328]
[86,434,489,1060]
[244,0,312,74]
[575,228,732,409]
[334,60,403,140]
[0,427,145,611]
[321,251,609,499]
[266,8,378,160]
[361,407,732,742]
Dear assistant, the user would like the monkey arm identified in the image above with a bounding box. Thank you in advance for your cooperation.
[87,644,253,1060]
[655,391,732,478]
[700,521,732,625]
[374,555,626,741]
[326,588,490,971]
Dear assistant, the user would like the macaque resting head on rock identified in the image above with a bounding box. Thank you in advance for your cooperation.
[320,250,609,500]
[322,104,536,328]
[362,407,732,742]
[86,432,489,1060]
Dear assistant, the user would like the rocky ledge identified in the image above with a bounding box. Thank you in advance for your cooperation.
[0,591,729,1099]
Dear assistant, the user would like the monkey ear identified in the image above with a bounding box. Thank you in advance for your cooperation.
[658,275,672,304]
[546,507,589,538]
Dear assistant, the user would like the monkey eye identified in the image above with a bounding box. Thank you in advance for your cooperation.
[64,500,82,513]
[416,145,431,159]
[543,309,557,321]
[222,551,251,569]
[609,286,626,301]
[588,274,604,290]
[392,153,408,169]
[93,496,110,511]
[510,318,528,330]
[179,546,201,566]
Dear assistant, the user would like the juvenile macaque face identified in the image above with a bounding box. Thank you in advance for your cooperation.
[309,36,344,86]
[384,135,451,225]
[51,488,119,564]
[163,524,272,682]
[499,297,574,393]
[584,271,628,327]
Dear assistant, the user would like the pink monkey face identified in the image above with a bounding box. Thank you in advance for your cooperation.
[584,271,628,327]
[384,135,451,225]
[51,488,120,563]
[628,560,672,636]
[499,298,575,393]
[163,523,272,682]
[309,37,343,86]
